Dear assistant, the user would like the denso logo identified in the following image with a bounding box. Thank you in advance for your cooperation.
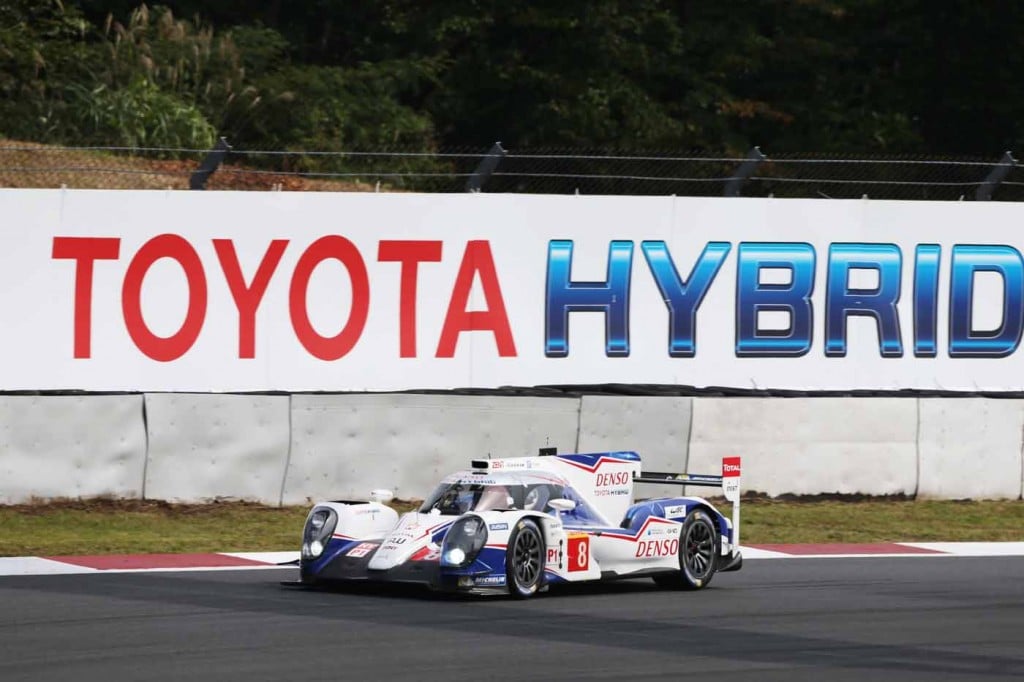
[635,539,679,558]
[595,472,630,487]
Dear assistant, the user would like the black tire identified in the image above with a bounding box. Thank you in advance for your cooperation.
[653,509,719,590]
[506,518,545,598]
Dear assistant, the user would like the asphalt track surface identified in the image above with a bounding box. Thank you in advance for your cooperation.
[1,557,1022,682]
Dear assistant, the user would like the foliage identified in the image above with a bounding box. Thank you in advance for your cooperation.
[2,0,1023,157]
[61,78,216,147]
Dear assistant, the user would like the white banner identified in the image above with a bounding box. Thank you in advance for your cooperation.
[2,188,1024,391]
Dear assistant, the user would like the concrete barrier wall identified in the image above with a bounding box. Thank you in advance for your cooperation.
[0,395,146,504]
[0,394,1021,504]
[687,398,920,497]
[577,396,693,500]
[917,399,1024,500]
[283,394,580,505]
[143,394,291,503]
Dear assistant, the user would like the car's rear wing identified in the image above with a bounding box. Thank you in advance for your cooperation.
[634,457,742,552]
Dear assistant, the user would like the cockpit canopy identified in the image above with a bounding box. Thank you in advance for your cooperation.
[418,476,605,525]
[419,481,544,515]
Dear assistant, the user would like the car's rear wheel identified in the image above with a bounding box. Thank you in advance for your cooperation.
[506,519,545,598]
[653,508,719,590]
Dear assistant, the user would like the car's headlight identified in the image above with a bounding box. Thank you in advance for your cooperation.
[301,507,338,561]
[441,516,488,568]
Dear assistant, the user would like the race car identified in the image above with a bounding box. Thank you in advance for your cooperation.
[292,449,742,598]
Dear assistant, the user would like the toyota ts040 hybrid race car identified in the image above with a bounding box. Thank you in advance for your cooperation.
[291,449,743,598]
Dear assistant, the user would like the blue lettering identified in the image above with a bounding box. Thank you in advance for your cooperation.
[735,243,815,357]
[641,241,730,357]
[545,240,634,357]
[825,243,903,357]
[913,245,941,357]
[949,245,1024,357]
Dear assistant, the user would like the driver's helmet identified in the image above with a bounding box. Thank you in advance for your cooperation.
[475,485,511,511]
[438,487,475,514]
[524,485,551,511]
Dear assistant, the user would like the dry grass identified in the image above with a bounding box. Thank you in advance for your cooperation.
[1,496,1022,556]
[0,139,380,191]
[739,497,1024,543]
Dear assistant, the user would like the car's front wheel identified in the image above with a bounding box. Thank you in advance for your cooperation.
[653,508,719,590]
[506,519,545,598]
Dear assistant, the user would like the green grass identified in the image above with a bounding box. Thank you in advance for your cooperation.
[0,497,1022,556]
[739,497,1024,544]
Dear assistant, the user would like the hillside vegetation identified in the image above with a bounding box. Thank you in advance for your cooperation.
[3,0,1023,163]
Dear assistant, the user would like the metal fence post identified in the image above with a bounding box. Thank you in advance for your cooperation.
[724,146,766,197]
[465,142,507,192]
[975,151,1017,201]
[190,137,232,190]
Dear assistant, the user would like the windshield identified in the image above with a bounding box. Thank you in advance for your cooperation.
[419,481,525,515]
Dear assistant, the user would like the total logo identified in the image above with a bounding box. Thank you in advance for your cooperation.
[635,538,679,558]
[723,463,741,475]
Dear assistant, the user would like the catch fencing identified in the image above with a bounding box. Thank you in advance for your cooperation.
[3,140,1023,201]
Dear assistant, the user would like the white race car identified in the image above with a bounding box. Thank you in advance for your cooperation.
[292,449,742,598]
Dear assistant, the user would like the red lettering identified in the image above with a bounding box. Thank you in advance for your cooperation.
[378,240,442,358]
[635,539,679,558]
[52,237,121,358]
[436,241,516,358]
[122,234,207,362]
[595,472,628,486]
[214,239,288,359]
[289,236,369,360]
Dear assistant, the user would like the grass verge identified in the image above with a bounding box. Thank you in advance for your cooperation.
[1,497,1022,557]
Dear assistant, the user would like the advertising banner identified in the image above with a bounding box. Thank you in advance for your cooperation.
[2,188,1022,391]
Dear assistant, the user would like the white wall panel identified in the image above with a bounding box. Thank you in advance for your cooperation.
[143,394,290,503]
[577,395,692,499]
[918,399,1024,500]
[0,395,145,504]
[5,392,1024,505]
[282,394,580,505]
[687,397,918,497]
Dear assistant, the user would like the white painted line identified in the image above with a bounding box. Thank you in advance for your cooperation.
[3,543,1024,578]
[96,565,293,574]
[900,542,1024,556]
[745,553,960,560]
[739,547,792,559]
[0,557,96,575]
[223,551,300,564]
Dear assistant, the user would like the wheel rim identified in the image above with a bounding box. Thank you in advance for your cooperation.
[512,529,541,587]
[684,520,714,577]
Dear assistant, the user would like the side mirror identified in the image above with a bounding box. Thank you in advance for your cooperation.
[548,498,576,512]
[370,489,394,503]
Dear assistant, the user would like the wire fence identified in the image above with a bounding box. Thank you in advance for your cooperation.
[3,140,1023,200]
